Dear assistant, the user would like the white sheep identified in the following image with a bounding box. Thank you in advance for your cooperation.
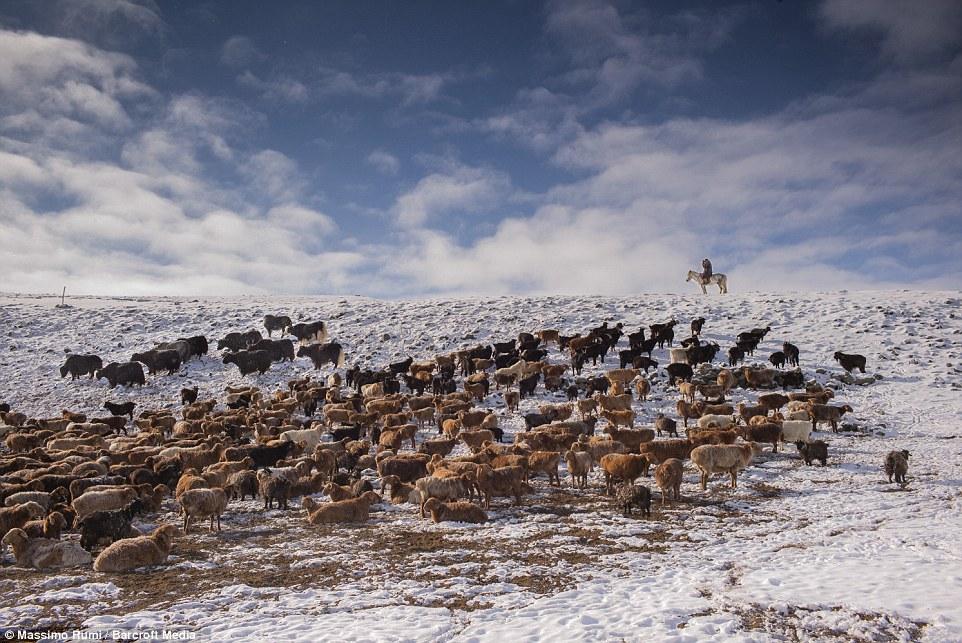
[72,487,138,521]
[280,427,324,450]
[696,414,734,429]
[1,528,92,569]
[179,488,228,533]
[415,475,472,517]
[668,348,688,365]
[779,420,812,443]
[690,443,763,490]
[563,450,592,489]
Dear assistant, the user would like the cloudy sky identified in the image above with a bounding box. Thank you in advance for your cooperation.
[0,0,960,296]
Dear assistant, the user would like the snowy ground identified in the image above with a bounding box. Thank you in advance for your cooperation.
[1,290,961,641]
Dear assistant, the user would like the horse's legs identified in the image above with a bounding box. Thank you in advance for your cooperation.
[700,283,707,294]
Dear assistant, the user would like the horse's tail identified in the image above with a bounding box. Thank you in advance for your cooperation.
[336,345,346,368]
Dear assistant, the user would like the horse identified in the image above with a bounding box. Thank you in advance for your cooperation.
[686,270,728,294]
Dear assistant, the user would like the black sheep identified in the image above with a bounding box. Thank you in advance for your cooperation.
[769,351,786,369]
[103,400,136,420]
[665,363,693,384]
[519,372,541,400]
[690,317,706,336]
[795,440,828,466]
[249,441,295,469]
[77,498,145,550]
[180,387,199,405]
[631,356,659,373]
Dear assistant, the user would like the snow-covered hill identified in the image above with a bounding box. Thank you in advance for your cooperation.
[1,290,961,641]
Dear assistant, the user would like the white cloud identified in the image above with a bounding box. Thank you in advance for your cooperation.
[366,149,400,175]
[391,165,511,228]
[220,35,264,68]
[236,70,308,103]
[821,0,962,61]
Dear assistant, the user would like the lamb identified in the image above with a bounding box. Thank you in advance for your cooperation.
[737,402,768,424]
[2,528,92,569]
[795,440,828,466]
[686,428,738,447]
[323,481,356,502]
[422,498,488,524]
[73,487,138,521]
[257,471,292,509]
[742,367,776,389]
[179,487,228,533]
[654,458,683,506]
[572,436,626,464]
[280,427,324,451]
[563,450,592,489]
[600,453,648,496]
[690,442,762,490]
[736,422,781,452]
[595,393,632,412]
[93,524,177,572]
[527,451,562,486]
[615,483,651,517]
[834,351,867,373]
[757,393,790,413]
[633,377,651,402]
[474,465,526,508]
[415,475,472,516]
[303,491,380,524]
[460,429,495,453]
[807,403,854,433]
[22,512,68,540]
[885,450,909,484]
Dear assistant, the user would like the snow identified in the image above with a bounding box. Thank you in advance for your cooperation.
[1,290,961,641]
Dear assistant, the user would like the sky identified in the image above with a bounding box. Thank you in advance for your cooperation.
[0,0,960,297]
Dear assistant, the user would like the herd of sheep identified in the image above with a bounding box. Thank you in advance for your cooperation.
[0,312,911,576]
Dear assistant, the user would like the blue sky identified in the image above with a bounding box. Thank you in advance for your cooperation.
[0,0,960,296]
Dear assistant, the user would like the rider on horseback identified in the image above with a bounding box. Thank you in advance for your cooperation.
[701,258,713,284]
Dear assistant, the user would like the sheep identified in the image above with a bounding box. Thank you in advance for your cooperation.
[77,500,144,551]
[668,348,689,365]
[696,414,734,430]
[690,442,762,490]
[595,393,632,413]
[563,449,592,489]
[615,483,651,517]
[474,465,526,508]
[638,440,693,468]
[422,498,488,524]
[779,420,812,444]
[632,377,651,402]
[303,491,380,524]
[678,382,697,404]
[600,453,648,495]
[460,429,495,453]
[93,524,177,573]
[795,440,828,466]
[280,427,324,451]
[323,481,356,502]
[22,511,68,541]
[602,426,654,452]
[834,351,867,373]
[4,488,69,510]
[742,367,776,389]
[769,351,786,369]
[807,403,854,433]
[885,450,909,484]
[717,368,735,392]
[418,437,457,457]
[380,475,418,505]
[73,487,138,521]
[686,428,738,447]
[257,471,292,509]
[693,402,734,417]
[601,409,635,429]
[736,422,781,452]
[2,528,92,569]
[676,400,700,428]
[179,488,228,533]
[737,402,769,425]
[757,393,790,413]
[0,501,47,538]
[225,470,259,501]
[376,454,429,483]
[654,458,683,506]
[415,475,472,516]
[787,390,834,403]
[527,451,562,486]
[573,436,626,464]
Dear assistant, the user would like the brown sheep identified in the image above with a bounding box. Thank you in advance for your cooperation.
[654,458,683,506]
[422,498,488,524]
[505,390,520,414]
[717,368,735,392]
[527,451,561,486]
[415,475,473,516]
[376,454,429,483]
[577,398,599,419]
[2,528,91,569]
[595,393,632,412]
[634,377,651,401]
[742,367,776,389]
[602,426,654,452]
[757,393,790,413]
[572,436,626,464]
[563,449,592,489]
[474,465,526,509]
[691,442,762,490]
[737,423,782,452]
[323,481,356,502]
[737,402,768,425]
[600,453,648,496]
[179,488,228,532]
[93,524,177,572]
[418,437,457,457]
[0,502,47,539]
[676,400,700,428]
[601,409,635,429]
[460,429,495,453]
[807,403,854,433]
[686,428,738,447]
[303,491,380,524]
[23,511,68,540]
[638,440,693,469]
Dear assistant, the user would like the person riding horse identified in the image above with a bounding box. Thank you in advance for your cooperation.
[701,258,713,284]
